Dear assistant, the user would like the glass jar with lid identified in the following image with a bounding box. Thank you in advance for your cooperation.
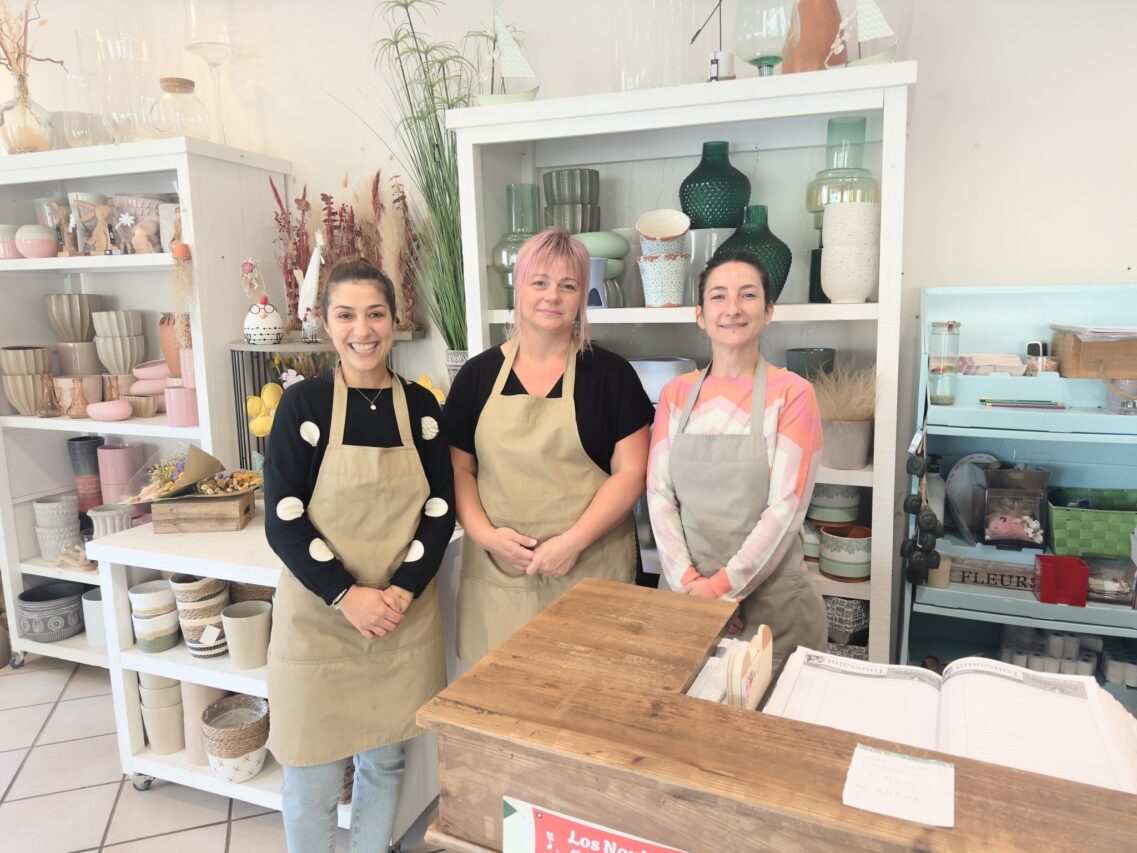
[150,78,211,140]
[929,321,961,405]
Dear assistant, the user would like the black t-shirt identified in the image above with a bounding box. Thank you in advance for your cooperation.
[442,344,654,471]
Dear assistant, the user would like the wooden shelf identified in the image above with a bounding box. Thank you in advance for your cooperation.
[229,328,425,352]
[0,413,202,439]
[19,558,99,585]
[0,254,174,274]
[488,303,879,326]
[121,641,267,698]
[11,630,108,667]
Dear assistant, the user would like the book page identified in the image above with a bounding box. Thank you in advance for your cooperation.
[938,658,1137,793]
[764,649,940,749]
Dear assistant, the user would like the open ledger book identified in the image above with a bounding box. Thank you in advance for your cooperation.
[764,648,1137,794]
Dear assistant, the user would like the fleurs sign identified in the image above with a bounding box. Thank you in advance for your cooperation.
[503,797,688,853]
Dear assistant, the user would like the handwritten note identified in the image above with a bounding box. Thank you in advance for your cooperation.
[842,744,955,828]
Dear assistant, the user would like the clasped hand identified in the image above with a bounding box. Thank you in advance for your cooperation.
[338,584,413,639]
[485,527,581,578]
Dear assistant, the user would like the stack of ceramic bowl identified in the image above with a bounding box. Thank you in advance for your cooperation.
[170,574,230,659]
[32,494,79,562]
[543,168,600,234]
[139,674,185,755]
[92,310,145,375]
[201,694,270,783]
[635,210,691,307]
[126,358,169,417]
[807,484,860,524]
[575,231,631,309]
[16,581,87,642]
[128,579,181,653]
[820,202,881,304]
[1,345,52,415]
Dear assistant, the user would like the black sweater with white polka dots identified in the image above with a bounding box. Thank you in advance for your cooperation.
[263,373,456,606]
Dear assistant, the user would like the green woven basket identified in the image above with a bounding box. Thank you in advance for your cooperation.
[1048,488,1137,558]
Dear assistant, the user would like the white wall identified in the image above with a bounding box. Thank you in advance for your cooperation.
[28,0,1137,387]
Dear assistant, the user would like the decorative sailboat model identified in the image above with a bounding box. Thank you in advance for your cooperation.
[827,0,900,67]
[476,0,539,105]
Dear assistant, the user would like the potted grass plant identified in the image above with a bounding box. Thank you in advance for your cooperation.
[811,360,876,470]
[376,0,476,379]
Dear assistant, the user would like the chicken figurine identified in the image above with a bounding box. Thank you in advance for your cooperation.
[243,294,285,345]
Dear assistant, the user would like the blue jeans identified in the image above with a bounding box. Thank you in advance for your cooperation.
[282,741,406,853]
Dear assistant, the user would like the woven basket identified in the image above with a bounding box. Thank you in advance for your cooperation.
[1048,488,1137,558]
[201,694,269,759]
[230,582,275,604]
[170,575,229,655]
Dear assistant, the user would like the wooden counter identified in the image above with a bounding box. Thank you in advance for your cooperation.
[418,579,1135,852]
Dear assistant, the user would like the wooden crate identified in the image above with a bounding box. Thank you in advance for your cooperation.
[152,491,255,533]
[1052,331,1137,379]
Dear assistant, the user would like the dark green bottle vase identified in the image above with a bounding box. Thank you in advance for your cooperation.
[679,141,751,229]
[714,205,792,302]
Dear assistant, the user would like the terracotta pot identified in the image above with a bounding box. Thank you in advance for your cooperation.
[782,0,842,74]
[158,312,191,378]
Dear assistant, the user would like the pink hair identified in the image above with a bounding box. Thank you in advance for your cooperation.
[510,228,592,349]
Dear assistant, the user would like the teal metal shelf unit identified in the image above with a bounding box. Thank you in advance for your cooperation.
[899,284,1137,666]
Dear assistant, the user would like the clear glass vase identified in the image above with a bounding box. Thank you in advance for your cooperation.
[0,72,53,154]
[490,183,540,309]
[735,0,794,75]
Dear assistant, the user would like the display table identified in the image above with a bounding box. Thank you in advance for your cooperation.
[418,579,1136,852]
[88,515,464,837]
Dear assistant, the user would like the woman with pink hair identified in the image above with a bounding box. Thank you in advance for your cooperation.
[444,228,653,662]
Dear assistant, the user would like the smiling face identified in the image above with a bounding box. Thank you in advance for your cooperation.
[322,279,395,386]
[516,255,583,340]
[696,260,774,354]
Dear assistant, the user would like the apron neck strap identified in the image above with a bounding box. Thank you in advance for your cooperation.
[676,357,768,434]
[330,366,414,448]
[493,338,578,399]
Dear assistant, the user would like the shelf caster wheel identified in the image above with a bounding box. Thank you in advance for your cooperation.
[9,652,26,669]
[131,773,154,792]
[388,844,402,853]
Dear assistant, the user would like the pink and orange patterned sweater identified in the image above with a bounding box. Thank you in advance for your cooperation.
[646,366,823,600]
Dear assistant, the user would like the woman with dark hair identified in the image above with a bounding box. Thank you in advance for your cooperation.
[263,256,455,851]
[443,228,654,662]
[647,249,826,662]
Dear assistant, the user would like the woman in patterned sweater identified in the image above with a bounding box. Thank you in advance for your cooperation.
[647,249,826,662]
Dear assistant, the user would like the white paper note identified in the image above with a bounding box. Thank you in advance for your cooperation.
[842,743,955,828]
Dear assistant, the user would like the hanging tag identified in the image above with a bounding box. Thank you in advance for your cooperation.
[200,624,222,646]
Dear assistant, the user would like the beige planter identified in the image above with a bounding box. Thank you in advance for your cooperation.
[141,702,185,755]
[221,601,271,670]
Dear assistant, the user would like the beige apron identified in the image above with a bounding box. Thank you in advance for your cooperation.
[457,340,636,662]
[663,358,827,663]
[267,368,446,766]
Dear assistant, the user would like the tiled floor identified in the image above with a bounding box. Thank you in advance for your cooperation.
[0,654,441,852]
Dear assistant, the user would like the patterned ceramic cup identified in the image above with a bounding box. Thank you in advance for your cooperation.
[819,524,872,582]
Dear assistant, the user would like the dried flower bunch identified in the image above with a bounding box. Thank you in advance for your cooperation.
[0,1,60,77]
[811,360,876,422]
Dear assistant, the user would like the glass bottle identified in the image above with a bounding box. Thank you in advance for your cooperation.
[0,71,53,153]
[735,0,794,75]
[928,321,961,406]
[150,78,211,140]
[679,141,751,229]
[490,184,540,309]
[715,205,792,302]
[806,116,880,232]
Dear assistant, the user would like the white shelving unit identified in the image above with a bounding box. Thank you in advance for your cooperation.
[0,138,289,670]
[448,63,916,661]
[87,516,464,838]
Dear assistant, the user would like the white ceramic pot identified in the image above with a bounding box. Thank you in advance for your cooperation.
[56,342,101,376]
[91,310,143,337]
[638,253,690,308]
[139,672,179,689]
[32,494,78,528]
[88,504,133,538]
[822,202,881,247]
[127,579,175,618]
[35,523,81,562]
[141,703,185,755]
[81,587,106,649]
[221,600,272,670]
[821,244,879,304]
[139,683,182,709]
[635,208,690,256]
[15,223,59,259]
[207,746,268,784]
[819,524,872,582]
[0,345,51,375]
[44,293,99,342]
[1,373,47,415]
[821,419,873,470]
[94,334,145,375]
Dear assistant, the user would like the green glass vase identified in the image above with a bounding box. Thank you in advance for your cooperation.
[679,141,751,229]
[490,183,540,309]
[714,205,792,302]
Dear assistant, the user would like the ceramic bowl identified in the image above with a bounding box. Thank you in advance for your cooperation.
[17,581,86,642]
[130,377,166,397]
[34,523,81,562]
[636,209,690,255]
[542,168,600,204]
[32,494,78,528]
[637,253,690,308]
[629,357,697,404]
[56,341,101,376]
[53,375,103,410]
[94,334,145,374]
[132,609,181,652]
[207,746,268,784]
[545,203,600,234]
[128,580,176,618]
[139,683,183,709]
[1,345,51,375]
[44,293,99,342]
[822,202,881,248]
[819,524,872,582]
[122,394,159,418]
[91,310,143,337]
[820,244,879,304]
[605,258,625,279]
[572,230,630,260]
[132,359,171,380]
[808,484,860,522]
[87,399,132,421]
[15,224,59,259]
[1,373,48,415]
